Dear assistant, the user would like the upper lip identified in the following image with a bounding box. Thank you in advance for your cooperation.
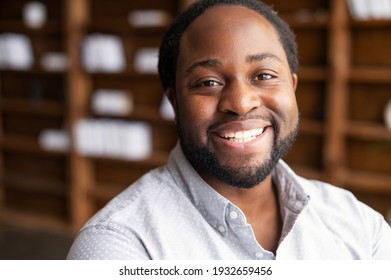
[210,119,272,136]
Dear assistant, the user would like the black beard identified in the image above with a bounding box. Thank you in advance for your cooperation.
[178,118,299,189]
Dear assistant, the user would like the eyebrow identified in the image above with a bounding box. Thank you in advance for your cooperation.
[245,53,284,64]
[185,59,222,75]
[185,53,283,75]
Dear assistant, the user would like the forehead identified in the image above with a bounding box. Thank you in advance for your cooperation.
[178,5,286,65]
[190,5,274,32]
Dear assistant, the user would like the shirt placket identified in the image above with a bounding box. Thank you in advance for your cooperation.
[225,204,275,260]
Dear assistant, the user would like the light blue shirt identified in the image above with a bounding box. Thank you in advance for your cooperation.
[67,144,391,259]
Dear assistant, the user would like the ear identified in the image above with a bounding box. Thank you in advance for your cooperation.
[292,73,298,93]
[164,87,178,124]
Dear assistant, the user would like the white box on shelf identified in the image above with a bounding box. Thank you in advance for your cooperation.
[160,95,175,121]
[75,119,153,161]
[38,129,70,152]
[41,52,68,71]
[384,99,391,130]
[368,0,390,19]
[82,33,126,73]
[348,0,370,20]
[23,1,47,29]
[0,33,34,70]
[127,10,171,28]
[91,89,134,116]
[133,48,159,74]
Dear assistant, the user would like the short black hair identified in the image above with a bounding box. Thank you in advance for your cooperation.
[158,0,298,90]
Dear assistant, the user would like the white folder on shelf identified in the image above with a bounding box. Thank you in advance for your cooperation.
[127,10,171,27]
[133,47,159,74]
[91,89,134,116]
[82,33,126,73]
[38,129,70,152]
[75,119,152,160]
[0,33,34,70]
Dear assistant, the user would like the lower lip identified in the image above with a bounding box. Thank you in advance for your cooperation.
[210,127,271,152]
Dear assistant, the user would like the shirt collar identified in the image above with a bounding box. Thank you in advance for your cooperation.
[167,143,310,232]
[272,160,311,214]
[167,143,230,234]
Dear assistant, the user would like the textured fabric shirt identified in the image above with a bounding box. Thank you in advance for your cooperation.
[67,144,391,260]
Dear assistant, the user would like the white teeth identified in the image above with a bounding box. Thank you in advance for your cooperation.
[234,131,243,138]
[219,128,264,142]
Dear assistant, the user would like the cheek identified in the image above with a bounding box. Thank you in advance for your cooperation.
[281,93,298,117]
[269,90,299,124]
[176,95,218,138]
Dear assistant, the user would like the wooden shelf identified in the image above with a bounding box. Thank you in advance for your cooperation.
[345,121,391,141]
[87,20,170,34]
[1,135,41,153]
[290,163,325,181]
[350,19,391,28]
[87,150,169,167]
[1,134,67,157]
[0,209,70,234]
[0,68,66,76]
[300,118,325,135]
[90,72,160,80]
[282,13,330,29]
[0,20,63,34]
[1,98,64,117]
[3,173,67,197]
[93,106,174,125]
[349,67,391,83]
[129,106,174,125]
[297,66,328,81]
[342,169,391,194]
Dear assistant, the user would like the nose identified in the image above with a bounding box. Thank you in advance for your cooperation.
[218,79,261,115]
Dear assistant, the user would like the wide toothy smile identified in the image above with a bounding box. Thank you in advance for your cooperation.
[218,128,265,143]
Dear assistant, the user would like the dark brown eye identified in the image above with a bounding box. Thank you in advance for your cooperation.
[201,80,220,87]
[256,73,274,80]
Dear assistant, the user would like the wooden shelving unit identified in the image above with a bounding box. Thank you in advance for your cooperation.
[265,0,332,181]
[0,0,70,232]
[0,0,390,234]
[344,3,391,213]
[64,0,180,231]
[267,0,391,217]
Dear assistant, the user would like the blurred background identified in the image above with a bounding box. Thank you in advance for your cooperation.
[0,0,390,259]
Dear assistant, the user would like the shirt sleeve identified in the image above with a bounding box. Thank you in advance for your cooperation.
[66,225,150,260]
[371,215,391,260]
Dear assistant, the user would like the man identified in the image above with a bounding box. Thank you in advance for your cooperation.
[67,0,391,259]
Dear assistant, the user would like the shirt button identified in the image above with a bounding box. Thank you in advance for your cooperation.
[218,225,226,233]
[255,252,264,258]
[229,211,238,220]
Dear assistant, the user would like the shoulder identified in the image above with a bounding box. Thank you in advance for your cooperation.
[300,177,376,220]
[68,165,187,259]
[304,178,370,214]
[303,178,357,206]
[299,176,390,243]
[81,164,184,233]
[302,177,391,258]
[275,161,372,218]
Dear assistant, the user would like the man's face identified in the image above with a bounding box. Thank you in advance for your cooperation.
[172,6,299,188]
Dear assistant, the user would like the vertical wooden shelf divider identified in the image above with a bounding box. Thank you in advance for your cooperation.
[0,75,3,209]
[66,0,94,232]
[323,0,350,184]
